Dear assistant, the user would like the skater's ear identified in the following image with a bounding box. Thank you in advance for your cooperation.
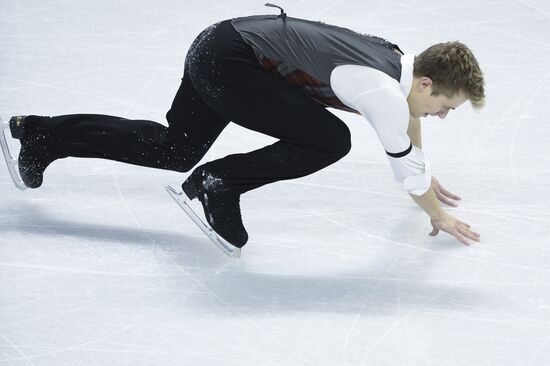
[415,76,433,93]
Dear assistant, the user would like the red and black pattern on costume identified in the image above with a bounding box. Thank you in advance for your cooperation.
[258,56,360,114]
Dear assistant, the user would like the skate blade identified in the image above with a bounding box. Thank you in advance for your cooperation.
[0,119,27,190]
[165,185,241,258]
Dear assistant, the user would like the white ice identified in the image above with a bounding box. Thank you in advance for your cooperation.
[1,0,550,365]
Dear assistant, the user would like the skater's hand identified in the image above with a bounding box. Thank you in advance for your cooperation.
[431,177,461,207]
[429,212,480,246]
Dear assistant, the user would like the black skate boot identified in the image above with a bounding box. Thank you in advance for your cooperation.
[9,116,52,189]
[182,167,248,248]
[9,115,27,139]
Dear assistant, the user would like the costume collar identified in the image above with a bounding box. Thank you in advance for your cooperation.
[400,54,415,98]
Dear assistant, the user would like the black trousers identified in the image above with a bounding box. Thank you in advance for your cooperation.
[36,20,352,195]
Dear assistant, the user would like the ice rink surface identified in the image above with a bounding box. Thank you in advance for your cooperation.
[1,0,549,365]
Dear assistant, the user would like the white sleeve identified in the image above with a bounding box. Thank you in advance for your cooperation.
[330,65,431,196]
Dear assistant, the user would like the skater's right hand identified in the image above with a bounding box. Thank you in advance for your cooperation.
[429,212,481,246]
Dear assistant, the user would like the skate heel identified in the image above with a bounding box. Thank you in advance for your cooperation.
[0,117,27,190]
[181,177,199,200]
[9,116,27,140]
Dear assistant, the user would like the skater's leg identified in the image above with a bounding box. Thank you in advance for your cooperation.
[186,22,351,195]
[174,19,351,247]
[41,73,229,172]
[196,73,352,194]
[165,72,229,150]
[12,71,229,187]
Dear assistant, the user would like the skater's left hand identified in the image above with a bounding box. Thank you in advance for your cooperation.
[431,177,461,207]
[429,212,480,246]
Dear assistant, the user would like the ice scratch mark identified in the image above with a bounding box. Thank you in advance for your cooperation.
[342,250,405,359]
[358,269,483,365]
[0,335,36,366]
[508,71,550,195]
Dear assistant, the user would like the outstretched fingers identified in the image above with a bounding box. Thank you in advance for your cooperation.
[458,221,471,228]
[435,189,458,207]
[457,225,481,243]
[455,233,470,246]
[433,185,462,207]
[429,213,480,246]
[439,186,461,201]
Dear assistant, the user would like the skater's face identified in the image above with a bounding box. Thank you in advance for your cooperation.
[407,76,468,119]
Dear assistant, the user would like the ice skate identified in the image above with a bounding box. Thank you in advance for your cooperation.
[166,168,248,257]
[0,116,50,189]
[0,116,27,190]
[166,185,242,258]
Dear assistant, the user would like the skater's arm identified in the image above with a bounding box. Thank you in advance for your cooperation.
[410,187,443,219]
[331,65,411,154]
[402,138,478,244]
[406,117,463,207]
[407,116,421,149]
[330,66,479,246]
[330,65,431,196]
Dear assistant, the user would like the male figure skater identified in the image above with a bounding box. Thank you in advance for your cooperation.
[1,5,484,251]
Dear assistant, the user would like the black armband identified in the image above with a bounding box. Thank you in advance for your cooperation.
[386,143,412,158]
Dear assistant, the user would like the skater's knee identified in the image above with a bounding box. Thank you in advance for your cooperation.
[335,126,352,158]
[318,124,352,160]
[172,164,193,173]
[166,146,204,173]
[170,155,199,173]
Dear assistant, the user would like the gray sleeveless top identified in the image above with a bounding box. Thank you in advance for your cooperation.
[230,15,404,113]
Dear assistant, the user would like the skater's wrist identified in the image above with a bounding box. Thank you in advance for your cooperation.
[410,187,445,220]
[427,207,446,221]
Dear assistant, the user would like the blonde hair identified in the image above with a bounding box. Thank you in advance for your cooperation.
[414,41,485,110]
